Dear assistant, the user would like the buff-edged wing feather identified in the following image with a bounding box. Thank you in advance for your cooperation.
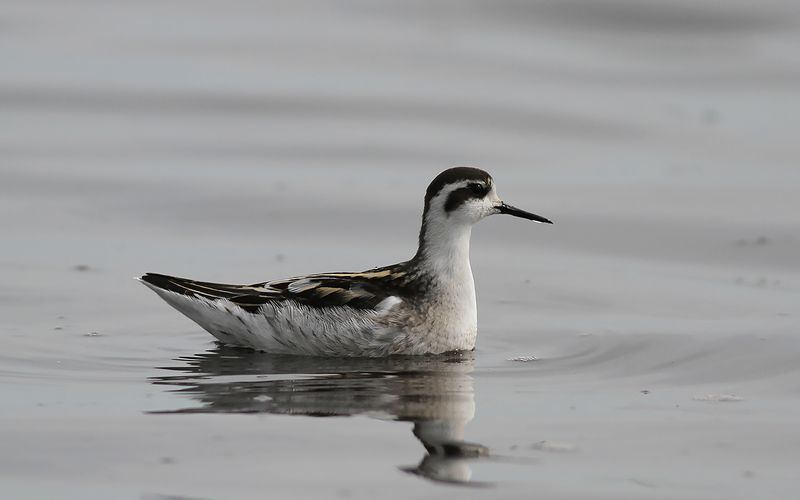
[140,266,411,313]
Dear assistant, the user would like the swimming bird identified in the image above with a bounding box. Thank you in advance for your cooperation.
[139,167,552,357]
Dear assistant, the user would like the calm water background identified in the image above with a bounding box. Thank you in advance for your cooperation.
[1,1,799,499]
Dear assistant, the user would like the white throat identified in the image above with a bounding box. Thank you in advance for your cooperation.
[416,212,473,278]
[414,210,478,350]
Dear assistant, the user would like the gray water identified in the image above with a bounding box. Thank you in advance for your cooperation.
[2,1,800,499]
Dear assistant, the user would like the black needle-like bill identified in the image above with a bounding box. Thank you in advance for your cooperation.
[497,203,553,224]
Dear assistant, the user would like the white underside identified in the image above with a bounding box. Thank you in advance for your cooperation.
[142,281,474,357]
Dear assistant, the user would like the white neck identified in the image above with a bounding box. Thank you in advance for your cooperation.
[415,214,473,278]
[413,211,478,350]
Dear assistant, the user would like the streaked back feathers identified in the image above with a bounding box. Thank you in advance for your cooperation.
[140,266,418,313]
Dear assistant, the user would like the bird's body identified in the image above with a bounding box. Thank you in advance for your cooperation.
[140,167,551,357]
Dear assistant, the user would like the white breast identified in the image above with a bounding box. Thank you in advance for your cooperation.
[430,261,478,351]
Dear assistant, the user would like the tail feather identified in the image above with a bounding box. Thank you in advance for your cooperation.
[140,273,240,299]
[139,272,274,312]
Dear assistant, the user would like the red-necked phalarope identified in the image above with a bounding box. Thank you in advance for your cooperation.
[139,167,552,357]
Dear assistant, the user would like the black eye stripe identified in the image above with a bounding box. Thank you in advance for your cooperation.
[444,184,487,212]
[424,167,491,204]
[468,183,488,196]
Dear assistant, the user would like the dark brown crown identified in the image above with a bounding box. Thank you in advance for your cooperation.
[424,167,491,208]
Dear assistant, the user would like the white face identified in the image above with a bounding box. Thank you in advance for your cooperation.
[422,170,551,233]
[428,179,501,225]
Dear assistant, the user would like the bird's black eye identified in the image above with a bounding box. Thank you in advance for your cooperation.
[468,183,487,196]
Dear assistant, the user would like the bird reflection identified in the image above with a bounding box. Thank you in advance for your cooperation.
[150,344,489,485]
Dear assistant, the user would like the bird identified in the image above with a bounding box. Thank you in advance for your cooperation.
[139,167,552,357]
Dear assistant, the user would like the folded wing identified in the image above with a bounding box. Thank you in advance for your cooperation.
[140,267,410,313]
